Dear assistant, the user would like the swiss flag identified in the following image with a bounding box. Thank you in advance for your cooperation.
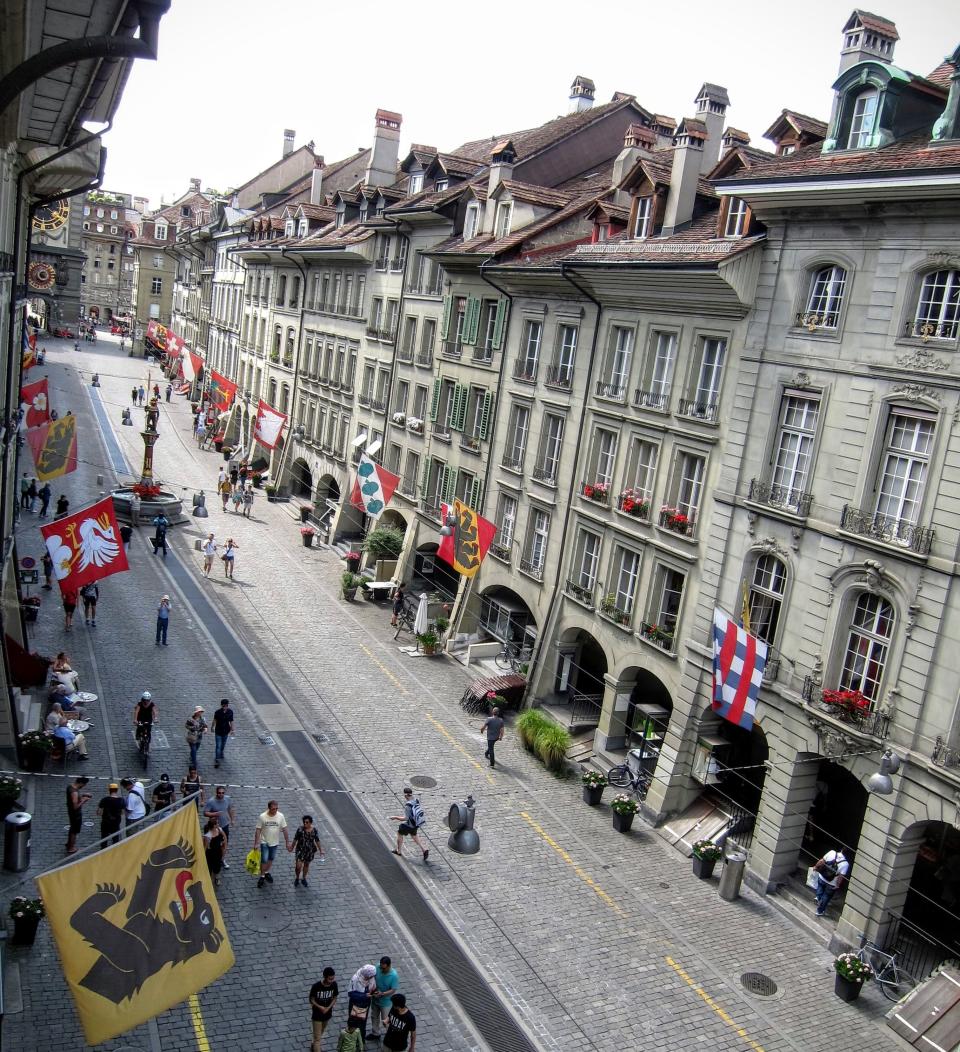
[40,496,129,593]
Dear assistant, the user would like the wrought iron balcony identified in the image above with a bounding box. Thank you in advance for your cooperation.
[678,397,718,422]
[441,341,463,360]
[374,257,389,271]
[640,621,675,652]
[932,736,960,769]
[748,479,813,517]
[501,453,523,471]
[396,345,414,363]
[903,317,959,342]
[415,351,434,368]
[596,380,625,401]
[489,541,512,564]
[419,495,442,519]
[599,596,632,627]
[399,475,418,498]
[532,463,558,485]
[566,579,595,607]
[840,505,934,555]
[795,311,839,332]
[513,360,539,383]
[801,678,891,740]
[432,423,451,442]
[519,556,544,581]
[370,397,387,414]
[366,326,396,343]
[406,278,442,297]
[389,257,406,271]
[472,346,494,364]
[357,391,372,407]
[460,435,481,453]
[545,365,573,390]
[634,388,669,411]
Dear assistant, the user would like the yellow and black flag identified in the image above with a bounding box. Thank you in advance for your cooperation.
[437,499,497,578]
[25,414,78,481]
[37,805,234,1046]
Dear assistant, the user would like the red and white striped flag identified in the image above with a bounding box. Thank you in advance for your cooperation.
[711,607,767,731]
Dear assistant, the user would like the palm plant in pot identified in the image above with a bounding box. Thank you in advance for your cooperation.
[691,839,723,880]
[582,769,606,805]
[833,952,874,1002]
[610,793,639,833]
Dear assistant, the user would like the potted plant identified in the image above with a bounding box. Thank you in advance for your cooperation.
[691,839,723,880]
[833,952,874,1002]
[19,729,53,773]
[534,723,570,773]
[345,550,362,572]
[417,629,440,655]
[362,524,405,561]
[9,895,45,946]
[301,526,316,548]
[516,709,549,753]
[252,471,264,488]
[434,614,450,637]
[265,484,278,502]
[221,444,233,462]
[582,769,606,806]
[610,793,639,833]
[0,774,24,820]
[341,571,362,601]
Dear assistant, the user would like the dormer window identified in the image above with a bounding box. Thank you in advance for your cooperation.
[409,172,424,194]
[495,202,512,239]
[297,220,308,237]
[435,178,448,192]
[284,219,295,238]
[335,206,345,229]
[464,202,480,241]
[359,204,368,222]
[633,198,651,240]
[847,90,878,149]
[155,221,167,240]
[724,198,749,238]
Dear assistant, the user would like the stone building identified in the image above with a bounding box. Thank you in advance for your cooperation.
[79,189,138,323]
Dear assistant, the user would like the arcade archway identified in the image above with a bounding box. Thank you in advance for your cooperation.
[412,542,459,600]
[289,457,312,498]
[478,586,536,653]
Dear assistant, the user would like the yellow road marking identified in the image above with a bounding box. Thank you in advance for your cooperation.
[666,957,766,1052]
[359,645,409,694]
[188,993,211,1051]
[425,713,495,784]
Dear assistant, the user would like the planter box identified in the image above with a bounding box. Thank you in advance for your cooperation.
[302,534,314,548]
[834,973,863,1002]
[692,855,717,880]
[12,914,41,946]
[582,785,604,806]
[342,588,358,601]
[611,811,635,834]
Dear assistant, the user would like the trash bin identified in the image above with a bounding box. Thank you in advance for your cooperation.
[718,847,748,901]
[4,811,31,872]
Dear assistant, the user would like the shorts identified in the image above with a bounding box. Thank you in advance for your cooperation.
[398,822,419,837]
[260,843,279,863]
[69,813,82,834]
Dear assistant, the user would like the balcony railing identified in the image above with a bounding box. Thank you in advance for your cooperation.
[902,317,959,342]
[441,341,463,360]
[389,256,406,271]
[370,397,387,414]
[532,463,558,485]
[599,596,632,627]
[932,736,960,769]
[795,310,839,332]
[366,326,396,343]
[432,423,451,441]
[501,453,523,471]
[545,365,573,390]
[617,493,650,520]
[489,541,512,564]
[472,346,494,364]
[678,397,718,422]
[748,479,813,517]
[840,505,934,555]
[406,277,442,296]
[399,475,418,498]
[640,621,675,652]
[519,556,544,580]
[566,578,596,608]
[634,388,669,411]
[420,496,442,520]
[513,360,539,383]
[460,435,481,453]
[596,380,625,401]
[415,351,434,368]
[659,507,695,536]
[581,480,611,505]
[357,391,372,407]
[396,345,414,363]
[801,678,891,739]
[374,257,389,271]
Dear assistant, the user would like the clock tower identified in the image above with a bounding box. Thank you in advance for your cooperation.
[28,196,85,333]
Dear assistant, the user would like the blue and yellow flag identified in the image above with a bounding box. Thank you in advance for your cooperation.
[37,804,234,1046]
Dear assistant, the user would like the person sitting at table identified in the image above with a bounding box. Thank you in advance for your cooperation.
[53,720,89,760]
[52,652,80,692]
[49,683,85,715]
[45,702,67,734]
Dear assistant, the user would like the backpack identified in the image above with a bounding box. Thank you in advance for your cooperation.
[132,788,151,816]
[409,798,426,827]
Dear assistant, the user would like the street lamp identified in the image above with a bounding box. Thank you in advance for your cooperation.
[866,749,902,795]
[192,490,209,518]
[447,795,480,854]
[439,510,457,537]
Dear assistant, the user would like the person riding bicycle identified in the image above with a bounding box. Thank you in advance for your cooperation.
[152,513,169,556]
[134,691,157,749]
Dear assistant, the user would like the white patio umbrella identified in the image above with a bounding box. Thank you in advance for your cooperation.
[414,593,430,636]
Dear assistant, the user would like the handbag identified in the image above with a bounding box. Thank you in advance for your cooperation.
[244,849,261,876]
[806,866,819,890]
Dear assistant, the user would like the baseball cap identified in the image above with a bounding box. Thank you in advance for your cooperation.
[161,594,169,601]
[108,782,119,790]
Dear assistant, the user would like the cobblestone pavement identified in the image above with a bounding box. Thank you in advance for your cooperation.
[3,335,905,1051]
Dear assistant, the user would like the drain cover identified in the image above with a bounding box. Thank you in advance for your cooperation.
[409,775,438,789]
[258,734,275,745]
[740,972,778,997]
[242,905,290,933]
[313,732,330,745]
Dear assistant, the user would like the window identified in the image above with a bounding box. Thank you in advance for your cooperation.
[874,409,935,525]
[503,403,530,470]
[620,438,658,514]
[96,208,104,218]
[587,428,618,491]
[839,593,893,702]
[534,414,564,483]
[375,234,390,270]
[93,259,101,269]
[464,201,481,241]
[515,320,542,380]
[402,451,420,495]
[637,331,676,410]
[456,469,476,503]
[644,566,685,650]
[912,269,960,340]
[419,318,436,362]
[435,178,448,192]
[412,384,428,421]
[400,316,418,360]
[802,265,847,330]
[724,198,748,238]
[153,254,163,269]
[523,508,550,578]
[770,394,820,503]
[599,326,633,400]
[477,299,500,359]
[155,222,167,240]
[495,202,512,239]
[408,172,424,195]
[663,451,704,534]
[284,220,295,238]
[847,90,878,149]
[151,277,162,294]
[610,546,641,617]
[748,554,786,645]
[464,387,490,446]
[571,530,602,598]
[548,324,578,387]
[290,276,301,308]
[634,197,652,239]
[492,493,517,558]
[682,337,726,420]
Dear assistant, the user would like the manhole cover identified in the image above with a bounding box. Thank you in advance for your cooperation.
[740,972,778,997]
[313,732,330,745]
[258,735,275,746]
[241,905,291,933]
[112,1046,146,1052]
[659,882,670,889]
[409,776,438,789]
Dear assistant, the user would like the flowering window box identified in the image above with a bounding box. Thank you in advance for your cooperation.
[599,596,632,627]
[407,417,424,435]
[659,506,694,536]
[640,621,674,652]
[581,481,610,505]
[392,412,406,425]
[618,490,650,520]
[821,688,871,718]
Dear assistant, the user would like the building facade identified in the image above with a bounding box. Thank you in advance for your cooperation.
[79,189,138,323]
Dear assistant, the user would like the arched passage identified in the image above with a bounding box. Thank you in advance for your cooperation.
[289,458,312,498]
[556,627,608,702]
[412,541,459,600]
[901,821,960,955]
[803,758,869,866]
[478,586,537,654]
[379,509,407,533]
[315,474,340,504]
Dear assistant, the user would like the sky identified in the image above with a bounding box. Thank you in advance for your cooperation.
[103,0,958,211]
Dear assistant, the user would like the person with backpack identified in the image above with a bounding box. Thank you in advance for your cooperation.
[121,778,149,830]
[152,512,169,556]
[390,787,429,862]
[813,847,850,916]
[81,581,99,625]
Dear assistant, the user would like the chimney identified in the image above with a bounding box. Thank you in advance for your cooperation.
[662,118,707,235]
[694,83,730,173]
[310,158,325,206]
[189,177,201,193]
[613,124,656,205]
[569,75,596,113]
[283,129,296,157]
[839,10,898,74]
[364,109,402,187]
[484,139,516,232]
[721,127,751,157]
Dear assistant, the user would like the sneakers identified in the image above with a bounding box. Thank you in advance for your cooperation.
[257,877,265,888]
[423,849,430,862]
[301,878,308,888]
[222,861,229,869]
[294,878,300,887]
[264,871,273,884]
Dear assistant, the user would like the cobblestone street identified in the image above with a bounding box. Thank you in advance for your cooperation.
[2,335,907,1051]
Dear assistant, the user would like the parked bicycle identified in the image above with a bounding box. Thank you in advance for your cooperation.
[494,640,523,672]
[393,606,415,640]
[856,944,919,1002]
[606,759,651,801]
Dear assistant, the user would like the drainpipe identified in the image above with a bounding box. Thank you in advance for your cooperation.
[477,256,514,518]
[381,219,411,468]
[273,247,309,493]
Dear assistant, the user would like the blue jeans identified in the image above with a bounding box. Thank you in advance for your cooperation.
[189,739,200,767]
[156,616,168,644]
[815,876,837,914]
[215,733,229,761]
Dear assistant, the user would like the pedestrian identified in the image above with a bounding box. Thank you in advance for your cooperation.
[62,586,78,630]
[219,477,232,511]
[165,383,172,402]
[65,776,92,854]
[229,463,239,487]
[38,481,52,518]
[253,799,291,888]
[130,491,141,527]
[180,765,204,808]
[346,965,376,1042]
[290,814,324,887]
[222,537,238,579]
[243,485,254,518]
[390,582,405,627]
[81,581,99,626]
[196,418,207,447]
[27,477,38,512]
[371,956,400,1041]
[152,772,176,813]
[334,1019,363,1052]
[481,706,505,769]
[238,461,249,487]
[138,385,145,405]
[156,594,171,645]
[121,777,148,831]
[203,816,226,886]
[382,994,416,1052]
[218,467,227,487]
[42,550,54,589]
[391,787,429,862]
[97,782,125,847]
[152,512,169,556]
[212,697,234,767]
[55,493,69,519]
[202,533,217,577]
[131,386,138,405]
[153,383,160,399]
[204,785,235,867]
[19,473,29,509]
[185,706,207,767]
[231,487,243,514]
[309,967,339,1052]
[813,848,850,917]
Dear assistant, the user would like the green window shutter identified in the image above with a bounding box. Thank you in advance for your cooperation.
[420,458,431,495]
[462,296,481,345]
[443,467,456,504]
[429,377,442,421]
[439,295,453,341]
[491,298,507,349]
[452,385,468,431]
[478,392,492,440]
[470,478,483,510]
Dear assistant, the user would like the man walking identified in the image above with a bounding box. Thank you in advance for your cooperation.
[152,512,169,556]
[55,493,69,520]
[253,799,291,888]
[213,697,234,768]
[38,481,52,518]
[65,775,92,854]
[131,385,138,405]
[138,385,145,405]
[156,594,171,645]
[390,787,429,862]
[813,848,850,917]
[204,785,235,868]
[185,706,207,767]
[481,705,505,768]
[19,472,29,509]
[97,783,125,847]
[130,491,141,527]
[382,994,416,1052]
[121,777,148,831]
[309,967,338,1052]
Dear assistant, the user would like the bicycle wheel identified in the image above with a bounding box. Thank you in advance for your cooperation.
[880,966,918,1002]
[607,764,632,788]
[494,648,512,670]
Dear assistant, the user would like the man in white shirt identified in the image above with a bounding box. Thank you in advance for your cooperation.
[253,800,290,888]
[814,848,850,916]
[202,533,218,578]
[121,778,148,831]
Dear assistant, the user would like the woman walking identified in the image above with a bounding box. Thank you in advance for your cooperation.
[290,814,324,887]
[62,586,78,630]
[222,538,238,579]
[231,487,243,514]
[243,485,254,518]
[80,581,99,626]
[390,583,406,627]
[346,965,377,1043]
[203,816,226,886]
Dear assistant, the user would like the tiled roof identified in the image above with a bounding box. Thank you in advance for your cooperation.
[587,199,631,223]
[763,109,829,142]
[724,127,751,142]
[847,9,899,40]
[495,180,576,208]
[652,114,677,128]
[620,152,717,197]
[297,203,336,221]
[698,83,731,106]
[926,59,957,89]
[434,152,484,178]
[557,159,616,191]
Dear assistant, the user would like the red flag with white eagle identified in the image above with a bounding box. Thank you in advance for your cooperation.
[253,399,287,450]
[40,496,129,593]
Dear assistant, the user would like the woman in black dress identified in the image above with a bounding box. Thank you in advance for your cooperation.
[203,816,226,886]
[390,583,405,627]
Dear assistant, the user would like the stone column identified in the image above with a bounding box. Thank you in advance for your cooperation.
[593,672,634,752]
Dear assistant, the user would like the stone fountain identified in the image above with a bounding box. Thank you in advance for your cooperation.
[111,397,185,524]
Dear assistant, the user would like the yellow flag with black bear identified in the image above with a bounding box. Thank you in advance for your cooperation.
[37,805,234,1045]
